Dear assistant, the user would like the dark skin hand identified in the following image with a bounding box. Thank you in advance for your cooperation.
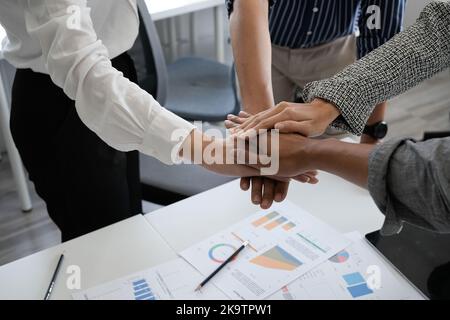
[226,112,319,209]
[179,130,317,209]
[234,132,375,189]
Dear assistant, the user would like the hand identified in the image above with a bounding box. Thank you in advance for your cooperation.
[234,132,319,178]
[226,110,320,181]
[227,99,340,137]
[226,112,319,209]
[239,171,318,209]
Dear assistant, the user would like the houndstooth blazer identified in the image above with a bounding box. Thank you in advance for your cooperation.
[303,0,450,135]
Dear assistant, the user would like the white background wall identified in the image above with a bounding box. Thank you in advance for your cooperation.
[404,0,434,26]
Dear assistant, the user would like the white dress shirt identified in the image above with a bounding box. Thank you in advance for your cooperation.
[0,0,195,164]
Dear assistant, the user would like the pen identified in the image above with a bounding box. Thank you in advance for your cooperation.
[195,241,250,291]
[44,254,64,300]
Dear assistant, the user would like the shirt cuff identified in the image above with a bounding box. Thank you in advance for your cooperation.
[140,104,196,165]
[302,81,368,135]
[367,138,407,236]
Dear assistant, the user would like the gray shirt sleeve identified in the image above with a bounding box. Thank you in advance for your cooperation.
[303,1,450,135]
[368,137,450,235]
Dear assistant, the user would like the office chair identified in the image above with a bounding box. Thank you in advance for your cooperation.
[130,0,238,205]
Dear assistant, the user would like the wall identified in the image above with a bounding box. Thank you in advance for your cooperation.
[404,0,434,26]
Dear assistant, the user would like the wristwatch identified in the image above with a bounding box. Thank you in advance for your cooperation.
[363,121,388,140]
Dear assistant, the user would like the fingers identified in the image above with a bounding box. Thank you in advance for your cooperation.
[238,103,289,132]
[225,115,247,130]
[275,120,313,136]
[296,175,311,183]
[227,114,247,124]
[240,177,250,191]
[251,177,263,205]
[274,180,289,202]
[244,112,292,134]
[224,119,238,129]
[295,173,320,184]
[238,111,252,118]
[246,177,287,209]
[261,178,275,209]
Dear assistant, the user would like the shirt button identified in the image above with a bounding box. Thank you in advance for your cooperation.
[313,7,319,13]
[307,31,313,36]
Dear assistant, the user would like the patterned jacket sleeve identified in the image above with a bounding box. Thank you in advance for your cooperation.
[303,1,450,135]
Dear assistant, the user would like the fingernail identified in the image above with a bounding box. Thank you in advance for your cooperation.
[275,194,282,202]
[253,196,261,204]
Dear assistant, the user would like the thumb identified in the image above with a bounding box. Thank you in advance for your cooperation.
[275,120,312,136]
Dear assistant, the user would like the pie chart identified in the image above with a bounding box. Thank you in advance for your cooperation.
[329,250,350,263]
[208,243,237,263]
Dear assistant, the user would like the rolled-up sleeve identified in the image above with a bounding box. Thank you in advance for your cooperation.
[24,0,195,165]
[368,137,450,235]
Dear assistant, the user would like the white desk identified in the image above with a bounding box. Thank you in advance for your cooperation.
[0,215,177,300]
[145,176,384,253]
[0,174,384,299]
[146,0,226,63]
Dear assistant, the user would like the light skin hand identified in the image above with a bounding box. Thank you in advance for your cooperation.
[230,0,287,208]
[229,101,388,145]
[179,130,261,177]
[229,99,341,138]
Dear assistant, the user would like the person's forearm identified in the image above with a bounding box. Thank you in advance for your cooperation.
[230,0,274,114]
[307,139,376,189]
[366,102,386,125]
[303,1,450,135]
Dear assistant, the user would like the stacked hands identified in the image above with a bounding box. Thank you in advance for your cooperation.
[209,99,342,209]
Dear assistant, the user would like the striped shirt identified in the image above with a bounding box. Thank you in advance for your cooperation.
[226,0,406,59]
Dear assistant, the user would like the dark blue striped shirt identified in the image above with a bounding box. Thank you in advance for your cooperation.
[226,0,405,59]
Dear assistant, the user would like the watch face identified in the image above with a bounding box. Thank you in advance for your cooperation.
[374,123,388,139]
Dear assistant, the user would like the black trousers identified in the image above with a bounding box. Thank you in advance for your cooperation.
[10,53,142,242]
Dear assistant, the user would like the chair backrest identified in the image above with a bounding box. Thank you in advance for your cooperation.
[129,0,168,105]
[132,0,241,117]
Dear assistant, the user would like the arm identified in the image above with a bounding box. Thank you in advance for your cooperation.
[358,0,405,143]
[311,137,450,234]
[248,134,450,234]
[228,0,274,114]
[303,1,450,135]
[227,0,293,209]
[24,0,194,165]
[367,137,450,234]
[232,2,450,138]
